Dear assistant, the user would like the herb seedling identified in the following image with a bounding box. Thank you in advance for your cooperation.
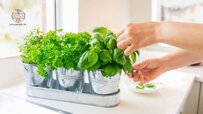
[136,83,156,90]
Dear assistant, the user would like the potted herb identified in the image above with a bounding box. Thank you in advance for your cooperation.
[78,27,139,95]
[55,32,91,92]
[19,29,51,87]
[20,29,64,88]
[37,29,63,89]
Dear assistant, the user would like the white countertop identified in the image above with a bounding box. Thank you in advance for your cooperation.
[0,70,195,114]
[0,93,59,114]
[177,64,203,82]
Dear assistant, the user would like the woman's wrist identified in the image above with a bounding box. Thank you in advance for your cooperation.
[154,22,165,43]
[159,55,174,73]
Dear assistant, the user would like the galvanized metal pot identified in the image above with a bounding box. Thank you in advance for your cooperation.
[23,63,54,88]
[88,70,120,95]
[45,70,58,89]
[56,68,84,92]
[23,64,45,87]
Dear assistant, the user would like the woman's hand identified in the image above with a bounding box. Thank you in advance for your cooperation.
[117,22,161,55]
[118,22,203,54]
[128,49,203,83]
[128,58,167,83]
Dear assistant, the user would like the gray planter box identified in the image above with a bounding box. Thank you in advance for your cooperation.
[23,65,120,107]
[26,84,120,107]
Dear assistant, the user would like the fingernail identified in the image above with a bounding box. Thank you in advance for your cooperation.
[124,50,130,55]
[117,43,121,48]
[128,74,132,78]
[117,44,125,49]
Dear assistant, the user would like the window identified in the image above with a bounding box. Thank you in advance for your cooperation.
[160,0,203,23]
[55,0,78,32]
[0,0,55,58]
[151,0,203,51]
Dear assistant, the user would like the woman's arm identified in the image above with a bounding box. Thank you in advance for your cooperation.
[130,49,203,83]
[162,49,203,71]
[158,22,203,53]
[117,22,203,55]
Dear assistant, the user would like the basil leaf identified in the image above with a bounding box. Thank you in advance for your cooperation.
[99,49,112,63]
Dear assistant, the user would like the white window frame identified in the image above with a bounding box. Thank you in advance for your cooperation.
[55,0,78,32]
[46,0,55,31]
[152,0,161,22]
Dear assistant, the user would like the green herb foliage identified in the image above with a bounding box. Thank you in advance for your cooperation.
[20,27,139,78]
[136,83,145,90]
[20,29,91,78]
[136,83,156,90]
[19,28,43,64]
[78,27,140,77]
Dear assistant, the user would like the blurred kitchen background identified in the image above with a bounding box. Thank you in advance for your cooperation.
[1,0,203,58]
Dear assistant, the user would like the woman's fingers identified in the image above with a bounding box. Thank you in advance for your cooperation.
[141,70,152,83]
[133,74,140,82]
[124,44,137,55]
[130,58,165,83]
[131,70,140,82]
[117,38,132,49]
[137,70,146,83]
[136,69,153,83]
[128,73,133,78]
[117,31,126,42]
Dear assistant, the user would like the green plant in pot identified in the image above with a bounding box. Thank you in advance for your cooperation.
[37,29,64,89]
[55,32,91,92]
[78,27,139,95]
[20,29,64,88]
[19,29,49,87]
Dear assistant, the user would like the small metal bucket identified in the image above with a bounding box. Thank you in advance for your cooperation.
[23,64,45,87]
[45,70,58,89]
[23,63,54,88]
[56,68,84,92]
[88,70,120,95]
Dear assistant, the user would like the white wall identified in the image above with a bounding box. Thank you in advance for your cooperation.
[130,0,152,22]
[78,0,152,32]
[79,0,131,32]
[0,57,24,88]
